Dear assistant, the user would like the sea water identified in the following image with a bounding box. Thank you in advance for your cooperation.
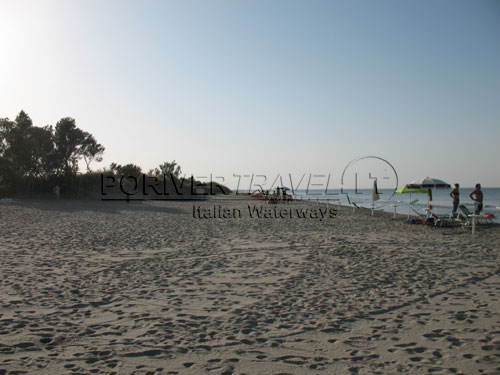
[293,187,500,223]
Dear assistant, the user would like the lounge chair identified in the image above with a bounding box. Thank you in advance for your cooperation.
[459,204,472,217]
[450,205,470,225]
[458,205,483,222]
[460,205,496,224]
[457,204,493,233]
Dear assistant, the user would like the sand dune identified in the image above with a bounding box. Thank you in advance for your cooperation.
[0,198,499,374]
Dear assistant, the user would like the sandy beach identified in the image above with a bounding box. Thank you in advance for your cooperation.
[1,198,499,375]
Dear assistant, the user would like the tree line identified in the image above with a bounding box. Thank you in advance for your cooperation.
[0,111,105,180]
[0,111,228,198]
[0,111,106,196]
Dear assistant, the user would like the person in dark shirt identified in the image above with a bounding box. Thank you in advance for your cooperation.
[450,183,460,216]
[469,183,483,215]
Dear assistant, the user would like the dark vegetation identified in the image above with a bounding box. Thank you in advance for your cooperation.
[0,111,230,198]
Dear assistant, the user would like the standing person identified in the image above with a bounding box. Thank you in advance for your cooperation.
[450,183,460,216]
[469,183,483,215]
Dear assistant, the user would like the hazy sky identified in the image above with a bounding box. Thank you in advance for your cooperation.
[1,0,499,188]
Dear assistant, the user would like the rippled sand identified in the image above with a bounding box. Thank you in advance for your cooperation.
[1,198,499,374]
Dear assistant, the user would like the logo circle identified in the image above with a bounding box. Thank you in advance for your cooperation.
[341,156,398,209]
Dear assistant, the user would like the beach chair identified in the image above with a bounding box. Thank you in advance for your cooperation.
[447,211,463,226]
[406,200,427,224]
[458,205,482,222]
[443,209,467,229]
[457,204,490,233]
[460,205,496,224]
[453,205,471,225]
[409,200,423,218]
[459,204,472,217]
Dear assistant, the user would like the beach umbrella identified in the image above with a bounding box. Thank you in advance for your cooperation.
[371,180,380,216]
[395,185,427,194]
[395,184,427,219]
[372,180,380,201]
[406,177,450,209]
[406,177,451,189]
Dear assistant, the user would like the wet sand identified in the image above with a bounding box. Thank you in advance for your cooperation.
[0,198,499,374]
